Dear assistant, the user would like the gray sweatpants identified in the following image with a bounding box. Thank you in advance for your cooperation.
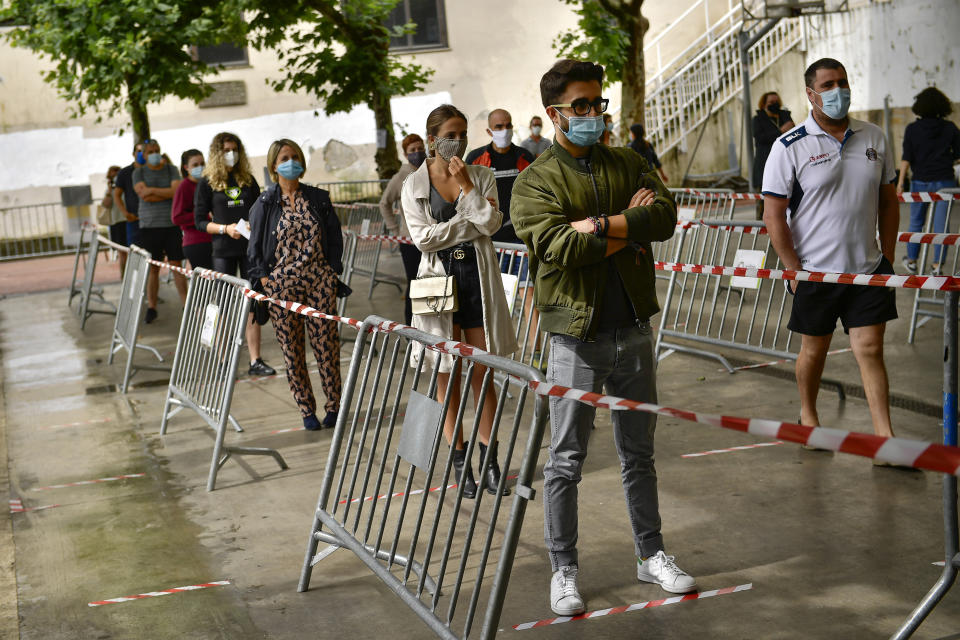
[543,322,664,571]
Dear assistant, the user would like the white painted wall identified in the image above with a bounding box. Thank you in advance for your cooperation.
[805,0,960,111]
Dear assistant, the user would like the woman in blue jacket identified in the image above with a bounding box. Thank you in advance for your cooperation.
[248,139,347,431]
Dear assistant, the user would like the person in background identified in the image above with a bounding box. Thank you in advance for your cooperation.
[512,59,695,618]
[600,113,614,145]
[402,104,518,499]
[466,108,535,244]
[898,86,960,275]
[102,165,129,277]
[763,58,900,448]
[171,149,212,271]
[521,116,552,158]
[629,124,669,184]
[378,133,426,323]
[752,91,795,191]
[133,139,188,319]
[195,131,275,378]
[248,139,345,431]
[114,141,144,248]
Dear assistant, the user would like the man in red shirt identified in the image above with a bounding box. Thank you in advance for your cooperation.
[466,108,535,244]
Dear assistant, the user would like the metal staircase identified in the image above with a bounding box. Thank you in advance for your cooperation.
[644,1,809,156]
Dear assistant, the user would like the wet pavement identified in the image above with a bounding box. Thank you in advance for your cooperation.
[1,231,959,639]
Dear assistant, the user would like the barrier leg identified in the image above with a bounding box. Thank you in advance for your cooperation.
[68,226,87,306]
[891,290,959,639]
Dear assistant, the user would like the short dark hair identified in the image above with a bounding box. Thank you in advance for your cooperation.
[540,59,604,108]
[912,87,952,119]
[804,58,846,88]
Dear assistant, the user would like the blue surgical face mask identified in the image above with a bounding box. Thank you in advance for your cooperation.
[605,122,615,132]
[189,165,204,179]
[136,151,145,164]
[277,159,304,180]
[147,152,162,166]
[556,112,606,147]
[815,87,851,120]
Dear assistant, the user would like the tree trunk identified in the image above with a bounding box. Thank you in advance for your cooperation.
[126,81,151,142]
[371,87,402,181]
[619,15,649,144]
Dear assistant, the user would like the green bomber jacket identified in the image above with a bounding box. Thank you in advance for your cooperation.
[510,141,677,341]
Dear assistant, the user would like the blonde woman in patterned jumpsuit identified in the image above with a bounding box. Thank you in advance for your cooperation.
[247,139,348,431]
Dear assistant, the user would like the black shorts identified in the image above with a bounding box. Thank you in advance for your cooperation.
[139,226,185,262]
[442,246,484,330]
[213,254,252,281]
[788,256,898,336]
[183,243,213,271]
[109,221,128,247]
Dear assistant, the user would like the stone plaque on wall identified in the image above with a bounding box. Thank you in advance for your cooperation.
[198,81,247,109]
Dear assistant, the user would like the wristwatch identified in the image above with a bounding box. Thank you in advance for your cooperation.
[219,224,226,235]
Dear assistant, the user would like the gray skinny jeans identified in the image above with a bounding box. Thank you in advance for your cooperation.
[543,322,664,571]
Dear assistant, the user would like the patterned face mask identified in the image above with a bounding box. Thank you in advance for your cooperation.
[433,136,468,161]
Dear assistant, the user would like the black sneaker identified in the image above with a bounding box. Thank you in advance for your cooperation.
[248,358,276,377]
[144,308,158,324]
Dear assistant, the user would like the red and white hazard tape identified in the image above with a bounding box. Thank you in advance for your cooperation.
[526,379,960,475]
[682,441,783,458]
[31,473,146,492]
[655,260,960,291]
[38,417,113,431]
[9,498,60,513]
[899,192,960,202]
[898,232,960,246]
[356,233,415,245]
[242,289,366,331]
[675,189,959,203]
[512,583,753,630]
[88,580,230,607]
[96,235,131,253]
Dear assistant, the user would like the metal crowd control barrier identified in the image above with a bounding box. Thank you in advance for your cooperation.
[160,268,287,491]
[338,203,405,299]
[0,201,67,260]
[656,189,736,279]
[70,230,117,329]
[656,220,798,372]
[893,289,960,638]
[298,316,548,640]
[908,188,960,344]
[107,245,167,393]
[493,242,546,372]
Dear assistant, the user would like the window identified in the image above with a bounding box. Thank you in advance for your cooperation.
[194,44,249,67]
[386,0,447,52]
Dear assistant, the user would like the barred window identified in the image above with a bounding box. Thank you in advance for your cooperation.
[194,44,248,67]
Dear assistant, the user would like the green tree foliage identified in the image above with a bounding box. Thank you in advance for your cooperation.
[246,0,434,179]
[0,0,245,141]
[554,0,649,142]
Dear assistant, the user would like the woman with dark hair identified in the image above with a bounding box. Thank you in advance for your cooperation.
[898,86,960,275]
[195,131,275,377]
[751,91,794,190]
[248,138,346,431]
[171,149,212,270]
[401,104,518,499]
[600,114,614,145]
[629,123,669,183]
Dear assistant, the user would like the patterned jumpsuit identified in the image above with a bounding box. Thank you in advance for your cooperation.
[264,192,341,417]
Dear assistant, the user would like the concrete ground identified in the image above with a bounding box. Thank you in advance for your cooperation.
[1,220,959,639]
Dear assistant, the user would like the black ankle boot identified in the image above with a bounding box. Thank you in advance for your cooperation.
[451,444,477,499]
[478,441,511,496]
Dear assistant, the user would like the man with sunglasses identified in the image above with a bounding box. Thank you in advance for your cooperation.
[512,59,696,617]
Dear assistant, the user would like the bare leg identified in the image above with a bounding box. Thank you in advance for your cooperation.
[170,260,188,304]
[147,264,160,309]
[118,252,127,279]
[246,313,261,363]
[796,333,832,426]
[849,323,894,437]
[462,326,498,445]
[437,324,464,448]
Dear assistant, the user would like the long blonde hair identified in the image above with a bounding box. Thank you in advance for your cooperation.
[204,132,255,191]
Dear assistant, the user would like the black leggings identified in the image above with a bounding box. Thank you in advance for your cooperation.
[213,254,252,281]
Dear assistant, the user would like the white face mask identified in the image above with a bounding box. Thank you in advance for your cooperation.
[531,125,542,136]
[490,128,512,148]
[224,150,238,168]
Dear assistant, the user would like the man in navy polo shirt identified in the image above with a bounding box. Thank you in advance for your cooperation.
[762,58,900,445]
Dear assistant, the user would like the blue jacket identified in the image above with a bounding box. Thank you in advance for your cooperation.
[246,183,344,281]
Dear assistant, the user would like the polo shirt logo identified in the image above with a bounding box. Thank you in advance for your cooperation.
[809,152,832,167]
[780,126,808,148]
[865,148,879,162]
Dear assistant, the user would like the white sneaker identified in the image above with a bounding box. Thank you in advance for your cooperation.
[550,565,586,616]
[636,551,698,594]
[902,257,918,274]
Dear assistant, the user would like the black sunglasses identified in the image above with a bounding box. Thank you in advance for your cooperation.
[550,97,610,117]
